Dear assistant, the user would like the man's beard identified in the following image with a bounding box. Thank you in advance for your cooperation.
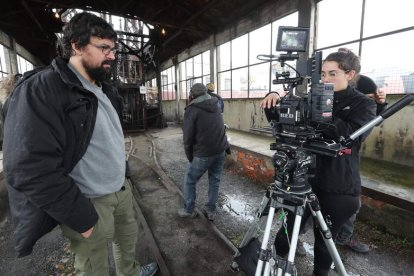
[83,60,112,82]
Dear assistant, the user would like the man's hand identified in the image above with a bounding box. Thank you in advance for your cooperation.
[81,227,94,238]
[374,89,386,104]
[260,91,283,109]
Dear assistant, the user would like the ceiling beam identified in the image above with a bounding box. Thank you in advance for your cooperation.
[21,0,50,39]
[162,0,220,47]
[116,30,150,38]
[119,0,135,13]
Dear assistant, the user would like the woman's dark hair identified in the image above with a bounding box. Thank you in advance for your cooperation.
[325,48,361,73]
[325,48,361,86]
[61,12,117,58]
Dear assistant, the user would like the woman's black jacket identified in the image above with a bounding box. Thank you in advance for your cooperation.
[2,57,123,257]
[312,86,376,195]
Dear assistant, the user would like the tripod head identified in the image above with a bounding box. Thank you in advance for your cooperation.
[271,144,313,194]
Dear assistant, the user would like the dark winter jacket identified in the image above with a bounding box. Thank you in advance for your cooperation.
[2,57,123,257]
[311,86,376,196]
[183,96,229,162]
[207,91,224,113]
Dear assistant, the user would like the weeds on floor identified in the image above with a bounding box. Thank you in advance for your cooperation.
[356,221,413,251]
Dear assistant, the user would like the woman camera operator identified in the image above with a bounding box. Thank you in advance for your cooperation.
[261,49,376,276]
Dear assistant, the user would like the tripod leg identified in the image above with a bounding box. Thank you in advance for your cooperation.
[231,195,271,271]
[275,205,304,276]
[285,210,303,276]
[313,210,348,276]
[307,195,348,276]
[255,205,276,276]
[239,195,270,247]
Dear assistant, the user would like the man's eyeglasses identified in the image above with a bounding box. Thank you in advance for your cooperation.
[321,70,349,79]
[89,43,117,55]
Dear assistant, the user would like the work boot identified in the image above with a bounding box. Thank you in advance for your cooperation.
[205,210,217,221]
[336,236,370,253]
[139,262,158,276]
[177,208,197,218]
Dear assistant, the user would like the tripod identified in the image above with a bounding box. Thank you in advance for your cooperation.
[232,180,347,276]
[232,145,348,276]
[257,183,347,276]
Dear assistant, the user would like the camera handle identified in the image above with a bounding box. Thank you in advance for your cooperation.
[341,94,414,147]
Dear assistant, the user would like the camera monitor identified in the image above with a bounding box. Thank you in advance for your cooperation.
[276,26,309,53]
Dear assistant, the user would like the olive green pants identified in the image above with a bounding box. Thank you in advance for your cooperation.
[61,180,139,276]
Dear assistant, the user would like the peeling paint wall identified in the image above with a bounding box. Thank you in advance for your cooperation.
[161,101,178,122]
[360,195,414,242]
[362,96,414,168]
[163,95,414,168]
[162,98,270,130]
[221,99,269,131]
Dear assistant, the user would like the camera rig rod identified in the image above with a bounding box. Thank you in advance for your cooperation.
[341,94,414,147]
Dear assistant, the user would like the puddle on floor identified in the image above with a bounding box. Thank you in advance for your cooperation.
[218,193,256,221]
[303,241,314,257]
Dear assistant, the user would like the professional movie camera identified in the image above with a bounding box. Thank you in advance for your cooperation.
[232,26,414,276]
[265,28,335,144]
[257,26,347,194]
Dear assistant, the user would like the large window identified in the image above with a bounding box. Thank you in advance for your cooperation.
[160,66,175,101]
[316,0,414,94]
[17,55,33,74]
[0,44,8,78]
[217,12,298,99]
[179,50,210,100]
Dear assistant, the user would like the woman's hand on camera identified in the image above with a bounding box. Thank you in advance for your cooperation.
[260,91,282,109]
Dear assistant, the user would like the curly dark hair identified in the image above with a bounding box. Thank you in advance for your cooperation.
[324,48,361,86]
[61,12,117,58]
[324,48,361,73]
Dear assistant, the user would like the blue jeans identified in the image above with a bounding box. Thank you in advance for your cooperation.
[183,152,226,213]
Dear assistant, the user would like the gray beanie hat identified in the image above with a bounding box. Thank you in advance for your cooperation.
[190,83,207,98]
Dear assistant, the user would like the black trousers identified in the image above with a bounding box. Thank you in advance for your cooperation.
[274,191,359,276]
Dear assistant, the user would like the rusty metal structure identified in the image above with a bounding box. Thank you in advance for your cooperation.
[0,0,274,130]
[0,0,274,65]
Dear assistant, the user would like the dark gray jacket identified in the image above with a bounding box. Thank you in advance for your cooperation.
[3,57,123,257]
[183,96,229,162]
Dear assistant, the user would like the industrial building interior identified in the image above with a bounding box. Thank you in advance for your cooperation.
[0,0,413,275]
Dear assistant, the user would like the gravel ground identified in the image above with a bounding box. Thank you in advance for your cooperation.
[0,124,413,276]
[149,123,414,276]
[0,213,75,276]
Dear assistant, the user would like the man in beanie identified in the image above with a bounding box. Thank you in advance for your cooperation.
[178,83,229,221]
[355,75,387,115]
[206,82,224,113]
